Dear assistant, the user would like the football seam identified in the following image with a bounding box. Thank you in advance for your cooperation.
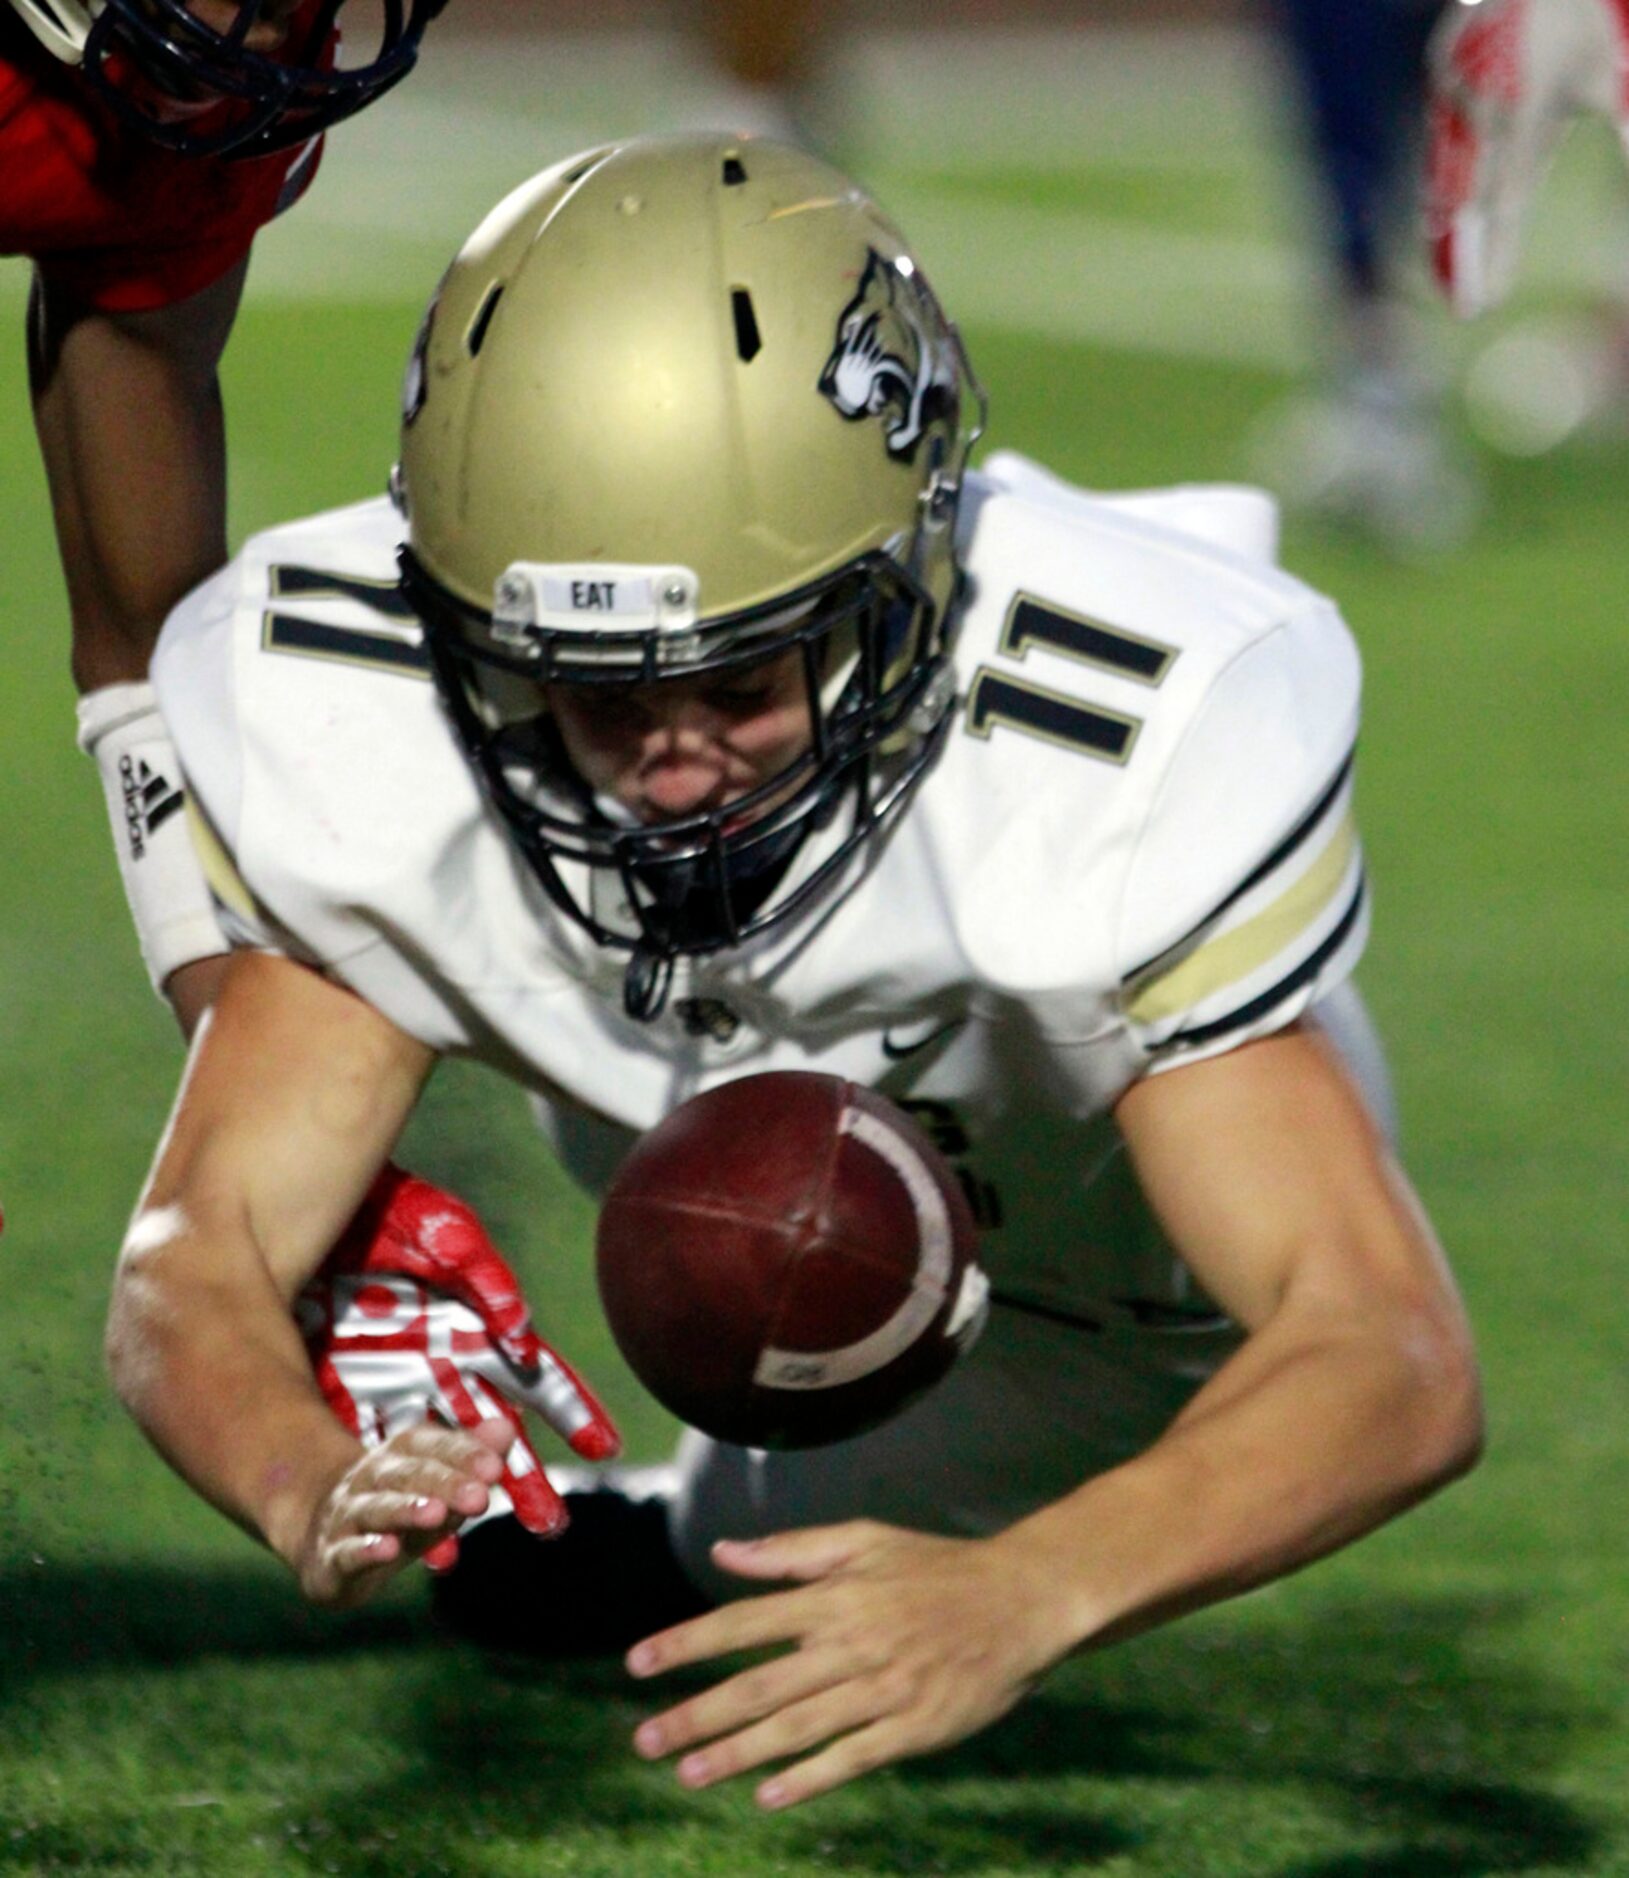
[756,1076,854,1363]
[598,1194,814,1238]
[603,1194,934,1291]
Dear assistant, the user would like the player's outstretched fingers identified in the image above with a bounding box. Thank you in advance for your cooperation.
[337,1486,446,1534]
[398,1417,524,1569]
[323,1530,406,1581]
[753,1716,916,1811]
[627,1579,823,1680]
[316,1475,462,1578]
[300,1483,414,1609]
[519,1345,622,1460]
[300,1419,515,1607]
[352,1427,505,1528]
[669,1678,900,1797]
[423,1534,461,1573]
[633,1644,851,1765]
[708,1520,888,1584]
[503,1460,570,1538]
[392,1416,511,1481]
[366,1432,506,1519]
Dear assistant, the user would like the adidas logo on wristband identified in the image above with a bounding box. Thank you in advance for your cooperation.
[118,756,185,862]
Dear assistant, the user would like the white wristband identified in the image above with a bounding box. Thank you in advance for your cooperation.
[77,681,230,995]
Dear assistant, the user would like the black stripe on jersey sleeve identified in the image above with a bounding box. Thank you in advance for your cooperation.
[1154,868,1367,1055]
[1122,742,1356,985]
[269,566,420,619]
[264,614,431,672]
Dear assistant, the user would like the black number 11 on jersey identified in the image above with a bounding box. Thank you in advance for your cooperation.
[964,594,1178,766]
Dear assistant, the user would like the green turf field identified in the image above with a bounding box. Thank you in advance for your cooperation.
[2,29,1628,1875]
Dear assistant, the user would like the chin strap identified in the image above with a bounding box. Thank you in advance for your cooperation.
[623,947,675,1023]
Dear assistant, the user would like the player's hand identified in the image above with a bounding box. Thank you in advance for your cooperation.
[297,1165,621,1570]
[294,1418,513,1608]
[1426,0,1629,316]
[625,1521,1076,1809]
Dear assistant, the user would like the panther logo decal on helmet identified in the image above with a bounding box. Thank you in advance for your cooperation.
[818,249,959,463]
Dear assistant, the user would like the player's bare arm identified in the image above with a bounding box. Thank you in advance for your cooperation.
[28,258,240,1037]
[626,1024,1482,1809]
[30,267,246,1031]
[29,265,243,693]
[7,0,449,1036]
[105,949,516,1606]
[1026,1020,1482,1637]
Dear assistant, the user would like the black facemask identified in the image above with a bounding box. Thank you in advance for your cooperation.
[405,547,959,1021]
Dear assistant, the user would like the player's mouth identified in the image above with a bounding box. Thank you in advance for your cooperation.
[632,784,790,842]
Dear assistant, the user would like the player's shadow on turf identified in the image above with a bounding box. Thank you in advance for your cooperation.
[0,1572,1605,1876]
[366,1593,1600,1877]
[283,1652,1145,1872]
[0,1560,419,1686]
[838,1593,1604,1877]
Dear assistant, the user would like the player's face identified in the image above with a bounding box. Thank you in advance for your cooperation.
[546,647,815,828]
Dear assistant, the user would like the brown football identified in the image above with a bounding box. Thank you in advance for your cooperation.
[595,1071,988,1449]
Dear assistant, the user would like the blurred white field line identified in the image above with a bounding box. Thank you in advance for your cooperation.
[2,26,1623,365]
[237,26,1317,370]
[248,26,1629,360]
[887,184,1308,370]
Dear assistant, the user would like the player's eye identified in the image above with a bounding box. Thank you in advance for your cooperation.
[709,684,776,713]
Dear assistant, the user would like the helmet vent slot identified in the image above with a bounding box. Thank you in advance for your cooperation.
[731,288,762,363]
[466,284,505,358]
[722,154,748,186]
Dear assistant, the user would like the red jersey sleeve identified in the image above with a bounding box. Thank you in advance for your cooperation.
[0,10,323,313]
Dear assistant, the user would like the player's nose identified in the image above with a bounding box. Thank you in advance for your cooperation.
[638,689,738,755]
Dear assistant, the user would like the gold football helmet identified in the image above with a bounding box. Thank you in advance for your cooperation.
[396,133,982,1016]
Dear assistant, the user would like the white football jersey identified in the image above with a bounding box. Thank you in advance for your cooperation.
[153,454,1366,1361]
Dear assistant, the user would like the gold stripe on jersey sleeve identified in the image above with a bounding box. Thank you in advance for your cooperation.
[1125,810,1358,1027]
[184,792,261,925]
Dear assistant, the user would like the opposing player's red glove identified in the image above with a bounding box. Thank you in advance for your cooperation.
[296,1166,620,1572]
[1427,0,1629,316]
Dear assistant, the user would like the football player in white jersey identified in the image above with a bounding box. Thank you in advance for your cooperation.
[110,135,1482,1810]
